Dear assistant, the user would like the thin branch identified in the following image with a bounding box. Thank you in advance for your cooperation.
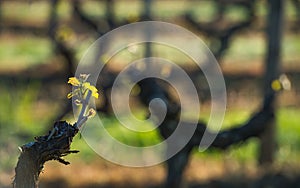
[76,90,92,130]
[183,0,255,59]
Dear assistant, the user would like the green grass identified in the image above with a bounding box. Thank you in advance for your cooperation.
[188,1,218,22]
[283,34,300,63]
[0,0,299,171]
[196,107,300,164]
[0,36,52,70]
[2,1,50,24]
[224,33,300,66]
[0,82,46,135]
[0,82,59,172]
[0,1,300,70]
[2,1,298,25]
[65,107,300,166]
[0,81,299,170]
[277,108,300,164]
[1,32,299,72]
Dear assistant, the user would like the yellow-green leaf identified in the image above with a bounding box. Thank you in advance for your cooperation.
[83,82,99,99]
[271,79,282,91]
[67,92,73,99]
[92,92,99,99]
[68,77,80,86]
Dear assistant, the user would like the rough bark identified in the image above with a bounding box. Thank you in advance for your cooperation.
[137,77,274,187]
[13,121,79,188]
[259,0,283,165]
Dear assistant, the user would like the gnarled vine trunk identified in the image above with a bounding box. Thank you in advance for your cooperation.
[13,121,79,188]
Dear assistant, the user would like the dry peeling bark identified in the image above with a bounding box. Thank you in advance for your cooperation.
[13,121,79,188]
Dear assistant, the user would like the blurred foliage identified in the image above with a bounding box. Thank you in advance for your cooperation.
[0,1,300,68]
[0,0,300,177]
[0,81,60,172]
[0,36,52,70]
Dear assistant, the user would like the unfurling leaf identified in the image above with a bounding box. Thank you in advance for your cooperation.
[83,82,99,99]
[79,74,90,82]
[271,80,281,91]
[87,108,96,118]
[68,77,80,86]
[67,75,99,100]
[271,74,292,92]
[67,92,74,99]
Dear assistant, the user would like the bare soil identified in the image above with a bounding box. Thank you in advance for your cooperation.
[34,157,300,188]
